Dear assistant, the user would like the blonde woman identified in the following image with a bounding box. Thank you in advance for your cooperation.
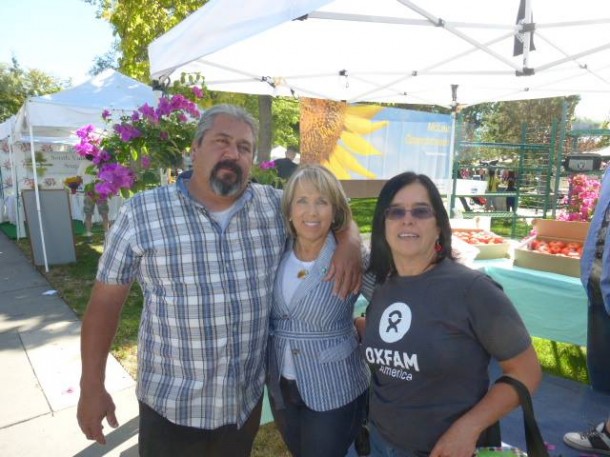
[267,165,369,457]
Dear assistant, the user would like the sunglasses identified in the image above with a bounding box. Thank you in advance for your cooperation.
[384,206,435,220]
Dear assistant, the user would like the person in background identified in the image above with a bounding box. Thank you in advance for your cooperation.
[275,146,299,180]
[563,166,610,455]
[564,418,610,455]
[505,170,517,212]
[77,160,110,236]
[360,171,541,457]
[83,194,110,236]
[485,168,499,211]
[76,104,362,457]
[267,165,370,457]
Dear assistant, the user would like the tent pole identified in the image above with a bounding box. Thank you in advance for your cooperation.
[447,111,457,215]
[8,122,25,239]
[26,105,49,272]
[446,85,459,216]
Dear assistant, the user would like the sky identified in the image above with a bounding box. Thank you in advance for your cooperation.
[0,0,114,85]
[0,0,609,122]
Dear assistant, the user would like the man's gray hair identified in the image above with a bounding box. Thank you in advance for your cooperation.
[193,104,259,150]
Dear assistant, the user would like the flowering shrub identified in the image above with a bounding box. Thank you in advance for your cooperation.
[249,161,285,188]
[74,87,205,200]
[557,173,601,222]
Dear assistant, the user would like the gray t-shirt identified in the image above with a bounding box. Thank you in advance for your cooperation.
[362,259,531,454]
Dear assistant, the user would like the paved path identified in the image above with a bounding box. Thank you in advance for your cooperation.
[0,232,138,456]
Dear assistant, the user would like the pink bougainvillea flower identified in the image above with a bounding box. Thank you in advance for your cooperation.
[260,161,276,170]
[139,103,158,124]
[558,173,601,222]
[75,86,206,201]
[114,123,142,142]
[76,124,96,139]
[75,141,97,159]
[92,150,112,165]
[96,162,135,198]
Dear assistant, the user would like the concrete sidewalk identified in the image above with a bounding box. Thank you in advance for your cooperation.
[0,232,139,456]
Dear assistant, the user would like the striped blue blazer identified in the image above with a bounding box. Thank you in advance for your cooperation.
[267,233,370,411]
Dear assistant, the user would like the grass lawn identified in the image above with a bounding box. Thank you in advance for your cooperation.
[12,197,589,453]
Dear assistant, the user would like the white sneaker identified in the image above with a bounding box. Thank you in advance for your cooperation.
[563,421,610,455]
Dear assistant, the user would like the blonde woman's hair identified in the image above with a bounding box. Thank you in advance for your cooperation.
[281,164,352,237]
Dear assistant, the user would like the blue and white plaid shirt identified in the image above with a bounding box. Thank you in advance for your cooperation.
[97,171,287,429]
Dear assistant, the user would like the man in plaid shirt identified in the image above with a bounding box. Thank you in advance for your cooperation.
[77,104,362,456]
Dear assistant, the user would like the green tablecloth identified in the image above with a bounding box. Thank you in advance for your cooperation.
[478,259,587,347]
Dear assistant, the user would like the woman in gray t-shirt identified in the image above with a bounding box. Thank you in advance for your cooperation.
[361,171,541,457]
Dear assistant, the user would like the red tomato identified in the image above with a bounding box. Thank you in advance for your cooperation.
[549,240,566,250]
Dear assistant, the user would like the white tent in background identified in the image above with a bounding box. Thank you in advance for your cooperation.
[0,116,14,140]
[13,69,158,143]
[7,70,158,271]
[148,0,610,107]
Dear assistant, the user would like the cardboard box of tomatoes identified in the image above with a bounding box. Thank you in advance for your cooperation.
[513,219,590,277]
[453,228,510,260]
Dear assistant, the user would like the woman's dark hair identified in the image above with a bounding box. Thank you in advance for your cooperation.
[367,171,454,284]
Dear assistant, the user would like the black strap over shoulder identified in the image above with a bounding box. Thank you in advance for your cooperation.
[495,376,550,457]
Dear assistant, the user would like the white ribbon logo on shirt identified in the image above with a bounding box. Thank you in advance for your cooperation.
[379,302,411,343]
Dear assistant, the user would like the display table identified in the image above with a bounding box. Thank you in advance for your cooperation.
[355,258,587,347]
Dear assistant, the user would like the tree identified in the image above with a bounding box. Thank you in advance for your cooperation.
[461,96,579,144]
[271,98,300,151]
[0,58,66,122]
[84,0,207,83]
[258,95,273,161]
[83,0,291,158]
[89,48,120,76]
[456,96,580,165]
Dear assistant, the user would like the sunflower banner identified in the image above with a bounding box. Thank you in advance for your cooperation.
[300,98,453,192]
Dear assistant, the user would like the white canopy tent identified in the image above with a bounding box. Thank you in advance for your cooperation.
[0,116,14,139]
[147,0,610,209]
[148,0,610,108]
[13,69,158,143]
[6,70,158,271]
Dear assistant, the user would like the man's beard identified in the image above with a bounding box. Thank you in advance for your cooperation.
[210,160,244,197]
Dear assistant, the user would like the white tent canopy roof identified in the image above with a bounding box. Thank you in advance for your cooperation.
[13,69,158,143]
[0,116,15,140]
[149,0,610,107]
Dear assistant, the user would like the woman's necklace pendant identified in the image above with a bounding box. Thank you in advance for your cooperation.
[297,268,309,279]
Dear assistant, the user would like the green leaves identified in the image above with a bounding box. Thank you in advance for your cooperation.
[0,60,66,122]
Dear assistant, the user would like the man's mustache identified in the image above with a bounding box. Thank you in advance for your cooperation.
[212,160,242,177]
